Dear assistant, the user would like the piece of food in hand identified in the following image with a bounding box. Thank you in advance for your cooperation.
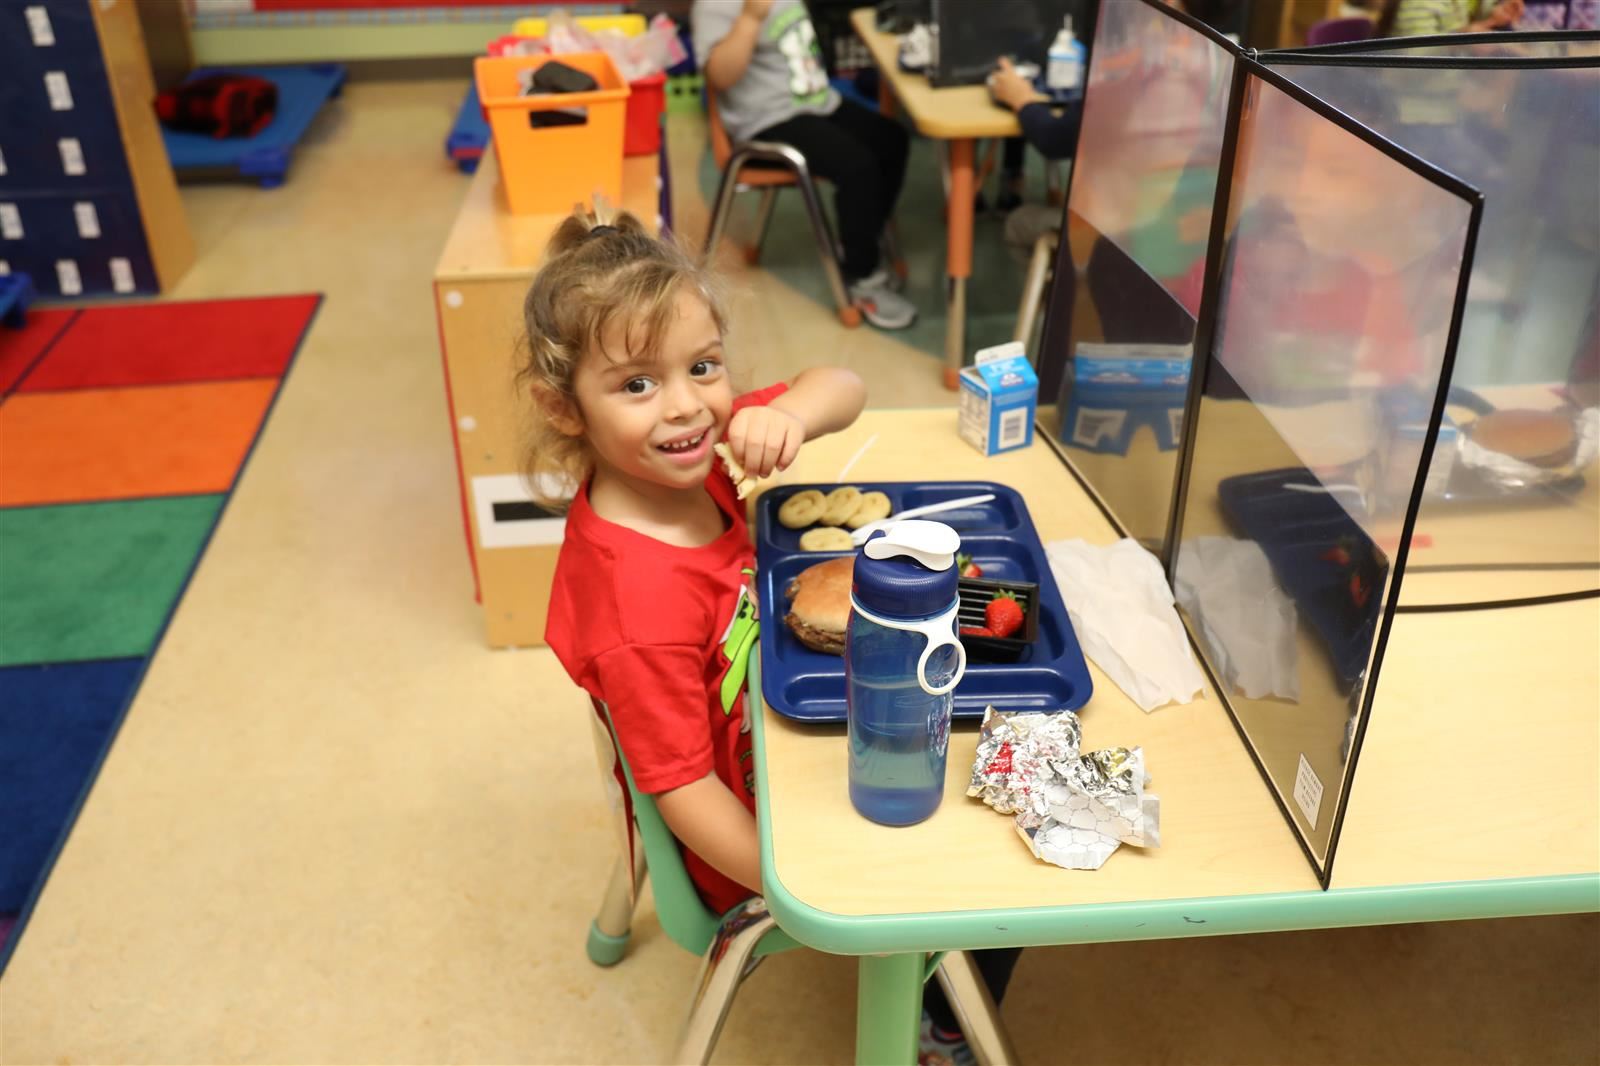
[985,590,1025,639]
[1467,409,1579,468]
[821,485,863,526]
[957,553,983,578]
[784,556,853,654]
[713,442,758,499]
[778,488,827,529]
[798,527,854,552]
[844,490,892,530]
[960,625,996,638]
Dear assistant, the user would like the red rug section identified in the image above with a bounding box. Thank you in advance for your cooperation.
[0,310,77,396]
[17,295,319,393]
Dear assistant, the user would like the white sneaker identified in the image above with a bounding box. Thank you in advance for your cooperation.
[849,268,917,330]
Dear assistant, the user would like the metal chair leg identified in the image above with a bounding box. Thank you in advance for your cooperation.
[791,166,859,326]
[1014,231,1058,347]
[935,951,1021,1066]
[881,221,908,288]
[746,187,779,265]
[674,897,779,1065]
[703,162,744,265]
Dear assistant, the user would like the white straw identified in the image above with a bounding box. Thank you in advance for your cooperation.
[835,433,878,483]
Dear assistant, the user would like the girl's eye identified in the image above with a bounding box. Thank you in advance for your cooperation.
[622,377,655,396]
[691,359,722,378]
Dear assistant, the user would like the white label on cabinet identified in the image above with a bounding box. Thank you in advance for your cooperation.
[0,261,10,276]
[26,6,56,46]
[470,473,571,549]
[1293,753,1325,831]
[75,201,102,239]
[59,137,85,176]
[45,71,73,111]
[110,257,135,293]
[0,204,21,240]
[0,146,7,176]
[56,259,82,296]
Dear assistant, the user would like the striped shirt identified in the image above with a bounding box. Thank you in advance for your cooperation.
[1388,0,1490,35]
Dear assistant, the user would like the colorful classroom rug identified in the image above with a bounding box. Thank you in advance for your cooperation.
[0,293,319,971]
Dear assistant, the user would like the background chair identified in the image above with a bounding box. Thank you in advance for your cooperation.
[1014,229,1059,350]
[701,95,862,327]
[1306,16,1376,46]
[584,697,1020,1065]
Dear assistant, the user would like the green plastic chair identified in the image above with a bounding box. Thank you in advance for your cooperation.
[584,698,1020,1065]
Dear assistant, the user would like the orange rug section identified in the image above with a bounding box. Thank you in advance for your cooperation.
[0,379,281,506]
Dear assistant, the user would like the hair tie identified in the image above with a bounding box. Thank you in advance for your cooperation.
[588,223,620,240]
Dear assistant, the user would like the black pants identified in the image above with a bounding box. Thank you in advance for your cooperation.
[924,946,1023,1037]
[753,98,910,281]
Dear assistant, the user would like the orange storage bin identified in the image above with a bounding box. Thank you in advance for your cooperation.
[474,52,631,216]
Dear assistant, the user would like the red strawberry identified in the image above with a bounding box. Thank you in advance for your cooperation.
[960,625,995,638]
[957,553,983,578]
[985,591,1025,638]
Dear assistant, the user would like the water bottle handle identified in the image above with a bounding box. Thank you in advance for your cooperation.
[916,632,967,696]
[853,597,969,697]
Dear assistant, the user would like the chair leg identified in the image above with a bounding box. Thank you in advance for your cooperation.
[746,187,779,265]
[881,222,908,287]
[587,828,647,967]
[791,167,859,327]
[1014,233,1058,347]
[935,951,1021,1066]
[674,897,779,1065]
[703,163,745,265]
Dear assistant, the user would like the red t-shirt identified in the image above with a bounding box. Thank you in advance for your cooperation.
[544,384,786,916]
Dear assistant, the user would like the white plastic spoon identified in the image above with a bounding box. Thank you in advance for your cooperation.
[850,493,997,545]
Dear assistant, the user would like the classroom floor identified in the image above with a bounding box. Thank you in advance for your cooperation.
[0,78,1596,1065]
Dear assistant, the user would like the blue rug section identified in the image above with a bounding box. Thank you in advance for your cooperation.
[0,657,145,911]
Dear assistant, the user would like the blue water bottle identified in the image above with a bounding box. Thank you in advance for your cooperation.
[846,520,969,826]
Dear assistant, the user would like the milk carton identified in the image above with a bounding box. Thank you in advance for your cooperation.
[959,341,1038,456]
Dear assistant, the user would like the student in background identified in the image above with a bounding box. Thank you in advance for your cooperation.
[1376,0,1525,35]
[694,0,917,330]
[987,57,1083,262]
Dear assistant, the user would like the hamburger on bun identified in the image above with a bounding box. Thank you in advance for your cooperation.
[1467,409,1579,469]
[784,556,853,655]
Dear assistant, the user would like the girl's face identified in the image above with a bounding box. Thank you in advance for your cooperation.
[570,290,734,496]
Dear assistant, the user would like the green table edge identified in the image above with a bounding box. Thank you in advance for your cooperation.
[749,654,1600,957]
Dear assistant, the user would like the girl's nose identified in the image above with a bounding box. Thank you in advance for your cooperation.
[663,375,703,421]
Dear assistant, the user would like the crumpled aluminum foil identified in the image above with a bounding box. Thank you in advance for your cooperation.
[967,707,1161,870]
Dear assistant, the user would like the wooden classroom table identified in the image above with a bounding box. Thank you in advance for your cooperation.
[748,408,1599,1064]
[432,147,661,649]
[850,8,1021,391]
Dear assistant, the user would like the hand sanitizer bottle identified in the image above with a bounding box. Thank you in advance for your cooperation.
[1046,15,1084,92]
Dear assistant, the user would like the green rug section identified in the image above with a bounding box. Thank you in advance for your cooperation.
[698,129,1060,359]
[0,495,225,667]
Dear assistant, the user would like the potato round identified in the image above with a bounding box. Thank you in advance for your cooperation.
[844,490,892,529]
[778,489,826,529]
[799,527,854,552]
[821,486,863,526]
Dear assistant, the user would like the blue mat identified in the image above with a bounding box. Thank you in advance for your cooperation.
[0,658,145,912]
[162,64,347,188]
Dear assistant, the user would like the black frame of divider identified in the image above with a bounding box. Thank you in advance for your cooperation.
[1162,54,1485,888]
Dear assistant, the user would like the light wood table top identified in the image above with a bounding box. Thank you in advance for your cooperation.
[849,8,1020,141]
[434,148,661,283]
[749,409,1598,955]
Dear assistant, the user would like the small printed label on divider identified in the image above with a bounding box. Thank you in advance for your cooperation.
[26,6,55,45]
[0,204,22,240]
[59,137,85,176]
[45,71,73,111]
[75,201,101,238]
[56,259,82,296]
[110,257,135,293]
[1293,753,1324,830]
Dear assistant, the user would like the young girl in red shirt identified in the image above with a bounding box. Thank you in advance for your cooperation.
[522,208,865,916]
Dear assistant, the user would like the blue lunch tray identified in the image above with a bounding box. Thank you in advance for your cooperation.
[162,64,347,188]
[756,481,1093,723]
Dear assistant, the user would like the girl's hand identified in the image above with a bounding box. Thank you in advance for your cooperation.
[741,0,774,20]
[726,405,806,480]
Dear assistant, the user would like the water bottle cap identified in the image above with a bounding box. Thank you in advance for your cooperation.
[853,521,960,619]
